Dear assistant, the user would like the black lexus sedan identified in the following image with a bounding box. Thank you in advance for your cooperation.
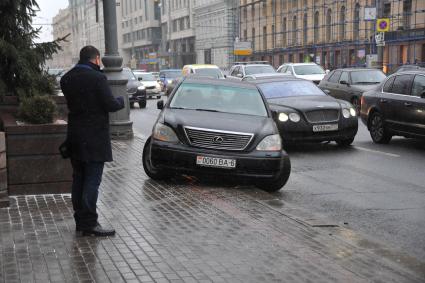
[250,77,358,146]
[142,78,291,192]
[360,71,425,143]
[123,67,147,109]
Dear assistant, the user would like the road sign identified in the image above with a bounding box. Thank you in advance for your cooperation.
[375,32,385,47]
[364,7,377,20]
[376,18,390,32]
[234,41,252,56]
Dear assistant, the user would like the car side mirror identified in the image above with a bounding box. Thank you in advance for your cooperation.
[236,73,243,78]
[340,80,349,86]
[323,89,331,95]
[157,100,164,110]
[224,74,227,78]
[138,77,142,81]
[421,91,425,99]
[325,69,330,74]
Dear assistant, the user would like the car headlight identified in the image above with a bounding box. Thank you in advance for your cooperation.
[278,113,289,122]
[349,107,356,117]
[289,113,301,122]
[153,123,179,143]
[342,108,350,118]
[137,85,145,91]
[256,134,282,151]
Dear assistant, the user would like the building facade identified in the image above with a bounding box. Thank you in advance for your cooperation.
[159,0,196,68]
[49,7,73,68]
[69,0,106,64]
[120,0,162,70]
[239,0,425,72]
[194,0,238,69]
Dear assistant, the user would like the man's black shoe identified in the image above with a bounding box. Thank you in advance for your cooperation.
[81,224,115,237]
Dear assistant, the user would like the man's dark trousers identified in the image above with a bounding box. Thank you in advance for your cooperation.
[71,159,105,230]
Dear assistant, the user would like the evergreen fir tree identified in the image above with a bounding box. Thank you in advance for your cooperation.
[0,0,66,98]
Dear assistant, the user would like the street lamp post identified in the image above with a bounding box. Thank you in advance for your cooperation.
[102,0,133,139]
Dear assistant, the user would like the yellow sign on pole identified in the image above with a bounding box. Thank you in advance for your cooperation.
[376,18,390,32]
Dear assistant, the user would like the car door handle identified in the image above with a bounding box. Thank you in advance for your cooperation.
[404,102,412,107]
[380,99,388,103]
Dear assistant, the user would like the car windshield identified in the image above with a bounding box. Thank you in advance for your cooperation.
[137,73,156,81]
[123,69,137,80]
[169,83,267,117]
[351,70,386,84]
[258,81,326,98]
[195,68,224,79]
[245,65,276,75]
[293,65,325,75]
[161,70,181,78]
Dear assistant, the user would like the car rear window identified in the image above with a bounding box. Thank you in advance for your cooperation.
[170,83,268,117]
[245,65,276,75]
[258,81,326,98]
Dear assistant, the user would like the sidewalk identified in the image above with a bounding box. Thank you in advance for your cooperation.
[0,135,424,283]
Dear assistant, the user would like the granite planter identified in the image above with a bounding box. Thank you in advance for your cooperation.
[0,113,72,195]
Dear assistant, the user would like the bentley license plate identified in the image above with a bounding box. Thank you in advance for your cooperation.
[313,124,338,132]
[196,156,236,169]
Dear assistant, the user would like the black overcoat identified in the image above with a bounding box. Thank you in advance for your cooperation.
[60,62,124,162]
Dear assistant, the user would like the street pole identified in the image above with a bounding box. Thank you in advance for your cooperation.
[376,0,384,71]
[102,0,133,139]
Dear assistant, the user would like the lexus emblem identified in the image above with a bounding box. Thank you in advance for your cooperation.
[212,136,224,144]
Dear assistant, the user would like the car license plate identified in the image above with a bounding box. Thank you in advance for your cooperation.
[196,156,236,169]
[312,124,338,132]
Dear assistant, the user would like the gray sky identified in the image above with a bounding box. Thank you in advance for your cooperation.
[33,0,69,43]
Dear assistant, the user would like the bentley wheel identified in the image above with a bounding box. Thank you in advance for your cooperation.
[336,137,355,147]
[369,112,392,144]
[142,137,169,180]
[139,100,146,109]
[256,154,291,192]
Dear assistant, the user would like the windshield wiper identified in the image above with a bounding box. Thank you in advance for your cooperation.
[195,108,220,112]
[170,107,188,110]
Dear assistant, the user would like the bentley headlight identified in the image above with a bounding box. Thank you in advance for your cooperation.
[349,107,357,117]
[153,123,179,143]
[256,134,282,151]
[289,113,301,122]
[278,113,289,122]
[137,85,146,91]
[342,108,350,118]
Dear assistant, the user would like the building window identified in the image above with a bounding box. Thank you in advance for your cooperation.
[403,0,412,29]
[353,3,360,40]
[326,9,332,42]
[314,11,319,43]
[383,3,391,18]
[292,15,297,46]
[263,26,267,50]
[262,1,267,17]
[303,13,307,44]
[154,1,160,20]
[282,17,287,46]
[252,28,255,49]
[339,6,345,41]
[272,24,275,48]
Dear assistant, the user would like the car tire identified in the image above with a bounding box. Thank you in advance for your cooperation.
[139,100,146,109]
[336,137,355,147]
[369,112,392,144]
[351,97,360,115]
[256,154,291,192]
[142,137,170,180]
[130,102,134,109]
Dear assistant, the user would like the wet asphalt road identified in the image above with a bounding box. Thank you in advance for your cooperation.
[130,98,425,262]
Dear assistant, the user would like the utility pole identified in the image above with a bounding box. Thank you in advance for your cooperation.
[102,0,133,139]
[376,0,384,71]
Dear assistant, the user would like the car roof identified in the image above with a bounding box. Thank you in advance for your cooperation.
[282,63,318,66]
[183,64,219,69]
[332,68,383,72]
[160,69,181,72]
[389,70,425,75]
[182,77,258,89]
[246,76,309,85]
[236,64,272,67]
[246,73,292,79]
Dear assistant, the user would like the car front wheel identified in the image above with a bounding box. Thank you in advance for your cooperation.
[142,137,170,180]
[139,100,146,109]
[369,112,392,144]
[336,137,355,147]
[256,154,291,192]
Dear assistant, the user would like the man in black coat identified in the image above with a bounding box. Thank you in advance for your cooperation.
[60,46,124,236]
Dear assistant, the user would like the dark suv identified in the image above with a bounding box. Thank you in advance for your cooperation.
[122,68,147,109]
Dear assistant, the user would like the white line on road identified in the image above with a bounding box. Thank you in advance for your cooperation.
[354,146,400,158]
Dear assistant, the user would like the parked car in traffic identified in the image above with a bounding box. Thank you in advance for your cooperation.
[182,64,224,79]
[319,68,387,113]
[277,63,327,84]
[159,69,182,96]
[247,77,358,147]
[134,71,162,99]
[122,67,146,109]
[227,61,276,80]
[360,70,425,143]
[143,77,291,192]
[392,64,425,74]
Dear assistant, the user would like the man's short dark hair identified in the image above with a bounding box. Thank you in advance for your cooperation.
[79,45,100,62]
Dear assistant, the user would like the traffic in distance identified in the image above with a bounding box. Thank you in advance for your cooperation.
[49,61,425,192]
